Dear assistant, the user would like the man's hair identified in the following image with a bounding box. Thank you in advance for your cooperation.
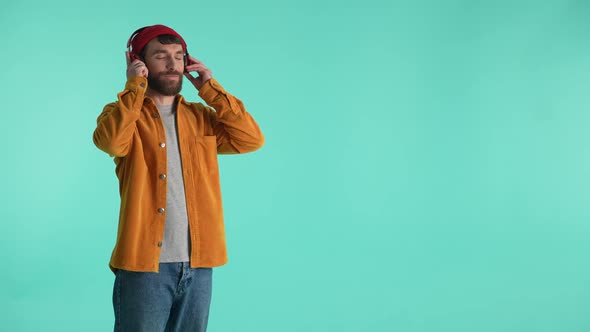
[140,34,184,59]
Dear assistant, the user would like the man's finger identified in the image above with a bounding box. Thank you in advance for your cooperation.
[186,64,206,72]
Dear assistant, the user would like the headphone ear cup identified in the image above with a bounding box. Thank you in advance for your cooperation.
[185,51,191,66]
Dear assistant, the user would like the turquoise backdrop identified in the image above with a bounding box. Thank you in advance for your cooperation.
[1,0,589,331]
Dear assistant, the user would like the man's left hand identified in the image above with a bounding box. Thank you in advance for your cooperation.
[184,55,213,90]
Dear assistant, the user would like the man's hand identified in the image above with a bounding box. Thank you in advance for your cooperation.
[126,51,148,79]
[184,55,212,90]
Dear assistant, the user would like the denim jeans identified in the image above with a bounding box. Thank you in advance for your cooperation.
[113,262,213,332]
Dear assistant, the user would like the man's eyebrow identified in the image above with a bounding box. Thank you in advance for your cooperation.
[152,49,184,56]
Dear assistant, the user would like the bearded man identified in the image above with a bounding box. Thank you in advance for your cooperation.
[92,24,264,332]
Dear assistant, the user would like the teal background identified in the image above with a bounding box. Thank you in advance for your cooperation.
[1,0,589,331]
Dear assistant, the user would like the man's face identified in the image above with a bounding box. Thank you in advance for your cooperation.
[143,39,185,96]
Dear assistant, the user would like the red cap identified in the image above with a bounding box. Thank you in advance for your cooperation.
[127,25,187,58]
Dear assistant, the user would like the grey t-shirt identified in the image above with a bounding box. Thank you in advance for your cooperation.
[157,104,190,263]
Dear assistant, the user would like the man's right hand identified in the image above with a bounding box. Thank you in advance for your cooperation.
[126,51,148,79]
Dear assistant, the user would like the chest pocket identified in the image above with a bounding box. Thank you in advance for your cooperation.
[192,135,219,175]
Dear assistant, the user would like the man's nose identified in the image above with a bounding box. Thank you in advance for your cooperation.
[165,57,175,69]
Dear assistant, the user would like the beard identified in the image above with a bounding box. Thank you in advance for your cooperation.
[147,71,183,96]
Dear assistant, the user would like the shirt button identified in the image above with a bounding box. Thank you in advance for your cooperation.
[159,174,167,180]
[158,208,165,213]
[159,142,166,148]
[152,113,160,119]
[157,242,163,247]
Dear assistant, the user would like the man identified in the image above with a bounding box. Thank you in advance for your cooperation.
[93,24,264,332]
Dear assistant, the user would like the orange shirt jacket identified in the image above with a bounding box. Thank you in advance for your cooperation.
[93,77,264,272]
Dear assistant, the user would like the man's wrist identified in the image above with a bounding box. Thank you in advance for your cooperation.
[125,76,148,92]
[198,78,223,102]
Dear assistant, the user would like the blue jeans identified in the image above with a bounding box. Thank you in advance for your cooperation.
[112,263,213,332]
